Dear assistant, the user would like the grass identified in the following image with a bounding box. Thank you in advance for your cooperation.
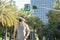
[0,37,2,40]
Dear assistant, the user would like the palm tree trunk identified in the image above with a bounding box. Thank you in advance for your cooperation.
[9,33,11,40]
[5,26,7,40]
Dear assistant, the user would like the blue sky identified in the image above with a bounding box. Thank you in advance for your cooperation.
[3,0,30,8]
[13,0,30,9]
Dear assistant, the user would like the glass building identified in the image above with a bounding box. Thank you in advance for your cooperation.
[30,0,55,24]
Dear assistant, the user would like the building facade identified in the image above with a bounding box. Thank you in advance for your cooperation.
[30,0,55,24]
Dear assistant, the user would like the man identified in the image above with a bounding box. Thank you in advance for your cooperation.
[14,16,30,40]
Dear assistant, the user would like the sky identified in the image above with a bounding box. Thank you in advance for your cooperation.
[2,0,30,8]
[14,0,30,9]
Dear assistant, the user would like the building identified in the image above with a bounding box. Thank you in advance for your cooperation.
[30,0,55,24]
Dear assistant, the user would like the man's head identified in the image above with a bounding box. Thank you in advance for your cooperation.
[19,16,25,22]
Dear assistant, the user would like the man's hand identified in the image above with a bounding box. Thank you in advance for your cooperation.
[14,38,16,40]
[25,24,30,39]
[24,36,28,40]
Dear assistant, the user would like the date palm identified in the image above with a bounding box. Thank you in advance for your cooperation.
[0,1,18,40]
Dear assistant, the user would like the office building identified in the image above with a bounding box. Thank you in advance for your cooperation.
[30,0,55,24]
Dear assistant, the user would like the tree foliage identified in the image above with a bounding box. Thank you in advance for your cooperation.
[0,0,31,27]
[26,16,43,29]
[0,1,18,27]
[47,0,60,39]
[26,16,44,40]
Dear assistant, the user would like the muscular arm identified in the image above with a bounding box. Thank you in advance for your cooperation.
[14,25,17,40]
[25,24,30,39]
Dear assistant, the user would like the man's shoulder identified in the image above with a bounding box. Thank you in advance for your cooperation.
[25,23,28,26]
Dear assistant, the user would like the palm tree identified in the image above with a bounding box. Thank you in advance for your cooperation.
[54,0,60,9]
[0,1,18,40]
[18,9,32,18]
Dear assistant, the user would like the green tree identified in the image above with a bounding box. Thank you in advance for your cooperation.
[47,0,60,40]
[9,0,16,6]
[26,16,43,29]
[18,9,31,18]
[26,16,44,40]
[0,1,18,40]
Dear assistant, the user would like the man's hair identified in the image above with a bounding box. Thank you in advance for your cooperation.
[19,16,24,22]
[20,16,24,18]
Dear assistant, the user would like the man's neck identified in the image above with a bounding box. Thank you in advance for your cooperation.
[20,22,25,24]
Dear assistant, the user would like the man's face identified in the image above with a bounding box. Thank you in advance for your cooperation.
[22,18,25,22]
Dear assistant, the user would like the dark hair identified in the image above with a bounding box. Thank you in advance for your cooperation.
[20,16,24,18]
[19,16,24,22]
[19,19,22,22]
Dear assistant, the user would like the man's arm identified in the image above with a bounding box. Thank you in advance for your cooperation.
[14,25,17,40]
[25,24,30,39]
